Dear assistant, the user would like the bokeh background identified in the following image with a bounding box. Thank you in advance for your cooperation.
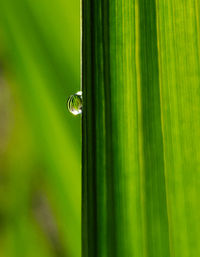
[0,0,81,257]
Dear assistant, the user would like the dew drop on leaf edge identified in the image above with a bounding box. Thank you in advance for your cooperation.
[67,91,82,116]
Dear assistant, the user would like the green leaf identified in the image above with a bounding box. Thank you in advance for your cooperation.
[82,1,200,257]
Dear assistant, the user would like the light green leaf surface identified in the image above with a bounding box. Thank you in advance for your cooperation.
[82,1,200,257]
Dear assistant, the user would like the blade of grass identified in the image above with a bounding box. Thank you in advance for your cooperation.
[82,0,200,257]
[156,1,200,256]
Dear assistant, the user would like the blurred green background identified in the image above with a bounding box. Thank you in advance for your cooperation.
[0,0,81,257]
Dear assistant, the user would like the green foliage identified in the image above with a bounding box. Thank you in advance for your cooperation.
[82,1,200,257]
[0,0,81,257]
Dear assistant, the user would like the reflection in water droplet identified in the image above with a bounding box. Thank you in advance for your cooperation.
[67,91,82,116]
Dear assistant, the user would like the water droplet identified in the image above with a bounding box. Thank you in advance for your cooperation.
[67,91,82,116]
